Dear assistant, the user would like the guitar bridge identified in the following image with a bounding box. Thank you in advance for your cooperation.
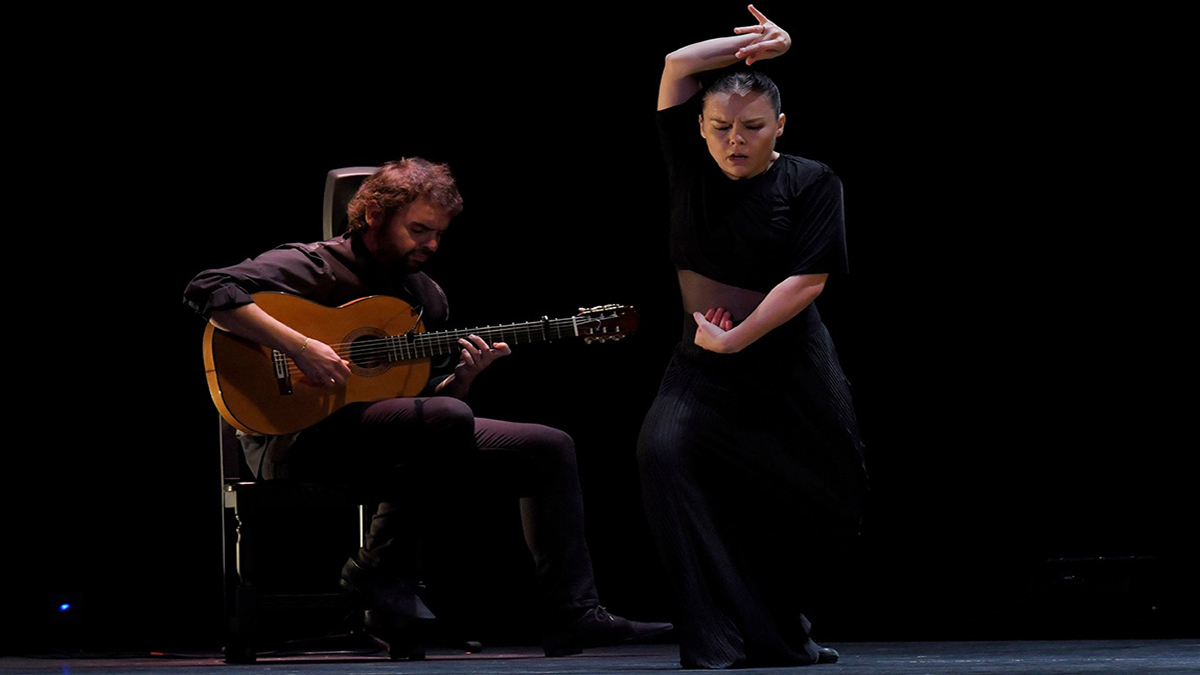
[271,349,294,396]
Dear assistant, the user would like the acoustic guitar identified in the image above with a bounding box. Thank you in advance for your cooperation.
[204,293,638,436]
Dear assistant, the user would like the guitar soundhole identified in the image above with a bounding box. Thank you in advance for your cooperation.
[344,328,391,376]
[349,336,385,368]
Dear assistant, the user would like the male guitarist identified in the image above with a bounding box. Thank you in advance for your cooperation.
[184,158,670,656]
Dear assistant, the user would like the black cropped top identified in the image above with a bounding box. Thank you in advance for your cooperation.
[657,93,848,294]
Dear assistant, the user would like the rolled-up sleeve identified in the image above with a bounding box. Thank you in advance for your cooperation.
[183,244,335,318]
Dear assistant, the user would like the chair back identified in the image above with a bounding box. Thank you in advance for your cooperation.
[322,166,379,239]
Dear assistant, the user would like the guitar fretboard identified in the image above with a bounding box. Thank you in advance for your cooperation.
[380,316,585,362]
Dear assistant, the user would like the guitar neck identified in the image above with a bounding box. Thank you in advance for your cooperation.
[386,316,582,362]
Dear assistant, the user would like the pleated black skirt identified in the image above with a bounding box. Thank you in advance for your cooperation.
[637,306,867,668]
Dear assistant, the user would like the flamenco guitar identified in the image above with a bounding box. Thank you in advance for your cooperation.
[203,293,638,436]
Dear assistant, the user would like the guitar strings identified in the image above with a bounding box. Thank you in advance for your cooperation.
[276,317,616,378]
[277,318,581,377]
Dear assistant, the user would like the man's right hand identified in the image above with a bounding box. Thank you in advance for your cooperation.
[210,303,350,388]
[291,337,352,387]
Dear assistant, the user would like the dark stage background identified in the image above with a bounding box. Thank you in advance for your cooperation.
[9,1,1193,655]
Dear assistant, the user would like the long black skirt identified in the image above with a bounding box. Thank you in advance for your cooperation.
[637,307,867,669]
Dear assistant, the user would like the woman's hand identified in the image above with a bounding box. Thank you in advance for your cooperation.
[733,4,791,65]
[693,307,737,353]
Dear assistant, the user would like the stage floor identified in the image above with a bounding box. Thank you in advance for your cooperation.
[3,640,1198,674]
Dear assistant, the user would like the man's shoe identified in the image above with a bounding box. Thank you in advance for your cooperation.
[544,605,673,657]
[339,556,436,622]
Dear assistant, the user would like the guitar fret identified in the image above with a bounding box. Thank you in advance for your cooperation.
[387,335,400,363]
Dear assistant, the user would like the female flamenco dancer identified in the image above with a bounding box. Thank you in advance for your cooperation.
[638,5,869,669]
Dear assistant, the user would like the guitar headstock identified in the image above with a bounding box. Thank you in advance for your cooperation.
[576,304,638,344]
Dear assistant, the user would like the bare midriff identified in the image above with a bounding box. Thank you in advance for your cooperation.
[677,269,766,322]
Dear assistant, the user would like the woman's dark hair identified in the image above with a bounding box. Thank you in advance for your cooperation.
[703,70,782,116]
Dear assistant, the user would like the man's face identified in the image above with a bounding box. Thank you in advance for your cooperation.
[700,91,785,180]
[365,197,453,272]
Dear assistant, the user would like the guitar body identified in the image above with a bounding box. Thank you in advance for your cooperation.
[204,293,431,436]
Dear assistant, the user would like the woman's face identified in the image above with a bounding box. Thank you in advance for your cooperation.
[699,91,785,180]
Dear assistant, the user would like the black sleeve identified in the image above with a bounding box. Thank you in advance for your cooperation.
[656,93,704,178]
[787,168,849,277]
[182,244,339,318]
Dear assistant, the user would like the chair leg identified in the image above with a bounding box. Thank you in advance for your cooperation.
[225,583,257,663]
[224,495,258,663]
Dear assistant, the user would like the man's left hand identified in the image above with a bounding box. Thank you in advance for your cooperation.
[455,333,512,377]
[434,334,512,399]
